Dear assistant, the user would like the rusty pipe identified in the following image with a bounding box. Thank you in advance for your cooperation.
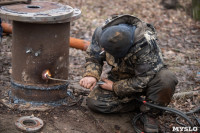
[0,1,81,104]
[0,0,31,5]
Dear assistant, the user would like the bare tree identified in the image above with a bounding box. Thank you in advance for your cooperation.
[192,0,200,20]
[160,0,179,9]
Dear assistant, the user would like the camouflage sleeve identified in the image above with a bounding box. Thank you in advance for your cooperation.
[113,35,164,97]
[112,74,154,97]
[83,27,105,80]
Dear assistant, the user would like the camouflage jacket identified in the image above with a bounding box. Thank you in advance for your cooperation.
[83,15,164,97]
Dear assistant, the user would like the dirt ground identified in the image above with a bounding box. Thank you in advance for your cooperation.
[0,0,200,133]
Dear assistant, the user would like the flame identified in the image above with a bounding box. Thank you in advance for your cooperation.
[42,69,52,80]
[44,70,51,78]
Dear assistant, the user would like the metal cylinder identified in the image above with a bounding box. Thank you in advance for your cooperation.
[0,2,81,103]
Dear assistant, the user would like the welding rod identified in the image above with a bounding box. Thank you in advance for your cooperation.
[46,75,104,85]
[99,50,105,55]
[96,81,105,85]
[46,75,69,82]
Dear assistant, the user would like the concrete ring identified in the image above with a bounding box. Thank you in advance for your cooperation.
[15,116,44,132]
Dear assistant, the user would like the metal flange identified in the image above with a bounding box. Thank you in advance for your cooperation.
[0,1,81,23]
[15,116,44,132]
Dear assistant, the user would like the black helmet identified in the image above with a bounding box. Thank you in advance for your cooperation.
[99,24,136,58]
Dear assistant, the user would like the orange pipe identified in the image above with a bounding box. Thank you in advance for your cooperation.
[1,22,12,33]
[1,22,90,51]
[70,37,90,51]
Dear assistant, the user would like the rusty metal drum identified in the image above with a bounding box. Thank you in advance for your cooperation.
[0,1,81,103]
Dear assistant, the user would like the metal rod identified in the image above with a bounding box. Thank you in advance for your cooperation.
[96,81,105,85]
[47,75,69,82]
[99,50,105,55]
[47,75,105,85]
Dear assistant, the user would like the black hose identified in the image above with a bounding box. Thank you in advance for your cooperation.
[131,113,143,133]
[143,100,194,127]
[175,106,200,127]
[186,106,200,115]
[175,116,187,127]
[132,97,197,133]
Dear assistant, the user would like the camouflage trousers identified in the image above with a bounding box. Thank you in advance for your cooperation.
[86,68,178,113]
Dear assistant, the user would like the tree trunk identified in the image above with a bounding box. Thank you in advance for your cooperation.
[192,0,200,20]
[160,0,179,9]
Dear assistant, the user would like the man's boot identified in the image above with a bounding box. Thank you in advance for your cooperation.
[140,113,159,133]
[140,104,159,133]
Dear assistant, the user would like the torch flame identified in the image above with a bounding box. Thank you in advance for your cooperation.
[42,69,51,80]
[42,69,69,82]
[45,70,51,77]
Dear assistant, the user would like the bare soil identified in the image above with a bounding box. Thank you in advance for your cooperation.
[0,0,199,133]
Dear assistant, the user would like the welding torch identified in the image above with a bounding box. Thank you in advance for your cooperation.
[42,69,105,85]
[42,69,104,100]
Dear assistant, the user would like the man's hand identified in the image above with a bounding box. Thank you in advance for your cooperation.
[79,77,97,90]
[100,78,114,91]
